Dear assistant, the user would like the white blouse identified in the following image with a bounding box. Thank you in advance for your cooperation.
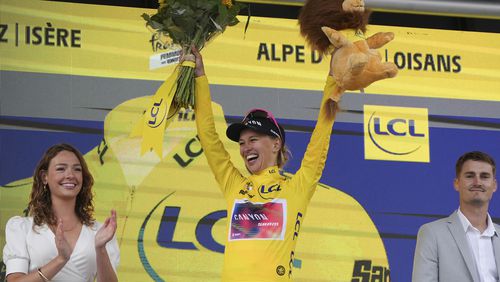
[3,216,120,282]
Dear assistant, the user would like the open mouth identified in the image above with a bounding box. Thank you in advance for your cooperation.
[246,154,259,165]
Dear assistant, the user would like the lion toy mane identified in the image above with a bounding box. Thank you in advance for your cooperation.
[299,0,398,97]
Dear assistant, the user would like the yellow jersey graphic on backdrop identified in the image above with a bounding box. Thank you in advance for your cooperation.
[364,105,430,162]
[1,97,390,281]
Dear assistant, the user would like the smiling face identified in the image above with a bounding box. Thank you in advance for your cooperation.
[239,129,281,174]
[454,160,497,208]
[43,150,83,201]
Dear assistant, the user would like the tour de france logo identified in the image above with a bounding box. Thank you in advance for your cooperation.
[364,105,430,163]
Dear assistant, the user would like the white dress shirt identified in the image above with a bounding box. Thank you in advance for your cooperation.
[3,216,120,282]
[457,209,499,282]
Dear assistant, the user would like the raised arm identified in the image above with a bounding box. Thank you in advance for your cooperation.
[191,47,245,194]
[290,55,340,198]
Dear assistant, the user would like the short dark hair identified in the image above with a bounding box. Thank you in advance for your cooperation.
[455,151,496,177]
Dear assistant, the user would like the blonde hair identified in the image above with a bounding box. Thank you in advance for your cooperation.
[277,142,291,169]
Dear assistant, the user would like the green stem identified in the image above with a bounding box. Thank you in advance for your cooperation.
[174,29,205,108]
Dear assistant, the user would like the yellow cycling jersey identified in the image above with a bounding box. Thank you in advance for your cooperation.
[195,75,337,282]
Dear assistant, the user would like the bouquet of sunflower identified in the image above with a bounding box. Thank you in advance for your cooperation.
[142,0,244,109]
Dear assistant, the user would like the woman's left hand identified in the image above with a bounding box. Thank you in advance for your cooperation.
[191,45,205,78]
[95,210,117,249]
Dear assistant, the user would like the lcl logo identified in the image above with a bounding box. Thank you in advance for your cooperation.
[147,98,167,128]
[368,114,425,155]
[364,105,430,163]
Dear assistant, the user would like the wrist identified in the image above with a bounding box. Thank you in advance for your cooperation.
[95,245,107,253]
[55,254,69,265]
[37,268,50,282]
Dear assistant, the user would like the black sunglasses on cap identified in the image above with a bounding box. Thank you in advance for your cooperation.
[226,108,285,143]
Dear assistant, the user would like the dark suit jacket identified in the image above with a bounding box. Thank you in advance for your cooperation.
[412,211,500,282]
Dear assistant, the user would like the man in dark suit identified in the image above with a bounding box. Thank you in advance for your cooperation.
[413,151,499,282]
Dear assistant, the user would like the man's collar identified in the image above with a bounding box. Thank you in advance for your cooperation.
[457,208,496,236]
[485,213,497,237]
[457,208,472,232]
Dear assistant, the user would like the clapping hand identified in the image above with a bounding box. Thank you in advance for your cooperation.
[55,219,73,261]
[95,210,117,249]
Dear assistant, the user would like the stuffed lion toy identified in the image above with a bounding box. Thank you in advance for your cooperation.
[299,0,398,98]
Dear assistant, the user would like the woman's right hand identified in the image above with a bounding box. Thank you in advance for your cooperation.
[191,45,205,78]
[55,219,73,262]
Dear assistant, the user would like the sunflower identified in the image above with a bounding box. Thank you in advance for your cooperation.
[222,0,233,8]
[142,0,245,109]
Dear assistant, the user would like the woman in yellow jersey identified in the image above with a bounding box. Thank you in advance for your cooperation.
[191,46,340,281]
